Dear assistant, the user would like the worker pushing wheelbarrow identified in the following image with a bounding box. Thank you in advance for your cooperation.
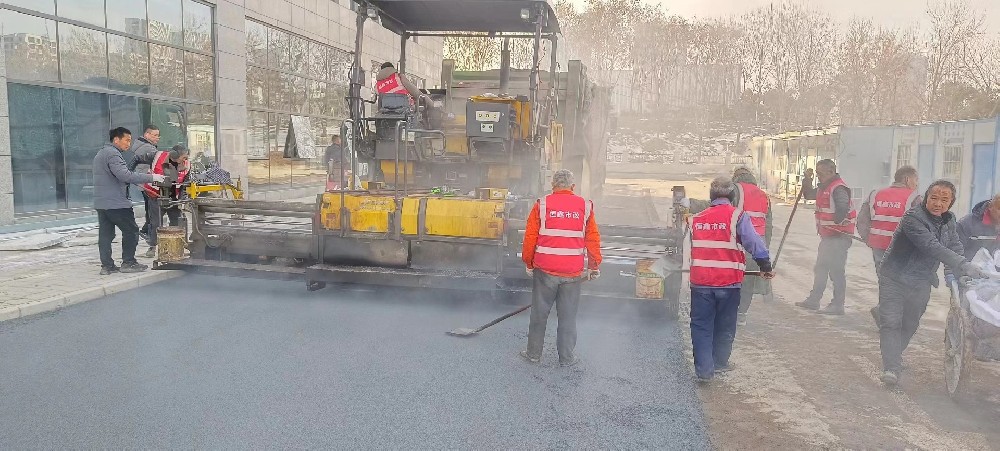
[944,258,1000,398]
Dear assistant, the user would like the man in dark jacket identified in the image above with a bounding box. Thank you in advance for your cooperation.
[956,193,1000,362]
[93,127,164,275]
[957,194,1000,260]
[875,180,987,386]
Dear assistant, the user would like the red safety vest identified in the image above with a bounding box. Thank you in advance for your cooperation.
[143,151,189,198]
[736,182,768,237]
[690,204,746,286]
[376,73,408,95]
[866,186,918,250]
[815,178,857,237]
[532,193,592,275]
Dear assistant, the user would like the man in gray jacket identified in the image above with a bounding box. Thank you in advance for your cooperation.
[127,125,160,241]
[93,127,164,275]
[875,180,987,386]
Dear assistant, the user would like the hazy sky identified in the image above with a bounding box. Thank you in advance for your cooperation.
[566,0,1000,35]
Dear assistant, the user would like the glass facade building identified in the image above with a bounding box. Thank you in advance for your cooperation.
[0,0,444,224]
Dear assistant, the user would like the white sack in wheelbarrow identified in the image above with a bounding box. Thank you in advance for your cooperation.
[965,248,1000,328]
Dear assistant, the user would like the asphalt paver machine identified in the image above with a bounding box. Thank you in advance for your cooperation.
[163,0,687,317]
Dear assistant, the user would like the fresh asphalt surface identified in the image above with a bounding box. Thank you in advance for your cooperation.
[0,275,709,449]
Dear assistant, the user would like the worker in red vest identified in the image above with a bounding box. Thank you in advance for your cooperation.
[858,166,921,265]
[689,176,774,382]
[796,159,857,315]
[732,167,772,326]
[139,145,190,258]
[375,62,425,102]
[521,169,602,367]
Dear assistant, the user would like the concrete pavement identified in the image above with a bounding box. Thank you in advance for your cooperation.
[0,227,182,322]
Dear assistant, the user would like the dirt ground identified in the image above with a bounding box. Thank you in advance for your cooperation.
[603,161,1000,450]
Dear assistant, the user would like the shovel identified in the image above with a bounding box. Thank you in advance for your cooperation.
[447,304,531,337]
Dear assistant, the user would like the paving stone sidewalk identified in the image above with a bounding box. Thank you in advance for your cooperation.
[0,228,182,322]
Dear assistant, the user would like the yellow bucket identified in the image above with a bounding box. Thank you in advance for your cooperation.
[156,226,186,262]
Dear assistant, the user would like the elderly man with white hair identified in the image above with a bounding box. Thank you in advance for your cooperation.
[688,176,774,382]
[520,169,602,367]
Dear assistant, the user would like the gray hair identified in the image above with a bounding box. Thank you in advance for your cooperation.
[552,169,574,189]
[709,176,736,201]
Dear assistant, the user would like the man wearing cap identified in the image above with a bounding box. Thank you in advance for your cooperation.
[136,144,190,258]
[521,169,602,367]
[688,176,775,382]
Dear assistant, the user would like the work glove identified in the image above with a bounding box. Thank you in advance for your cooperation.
[151,174,166,183]
[525,267,533,277]
[961,263,989,280]
[945,273,957,286]
[761,271,776,280]
[587,269,600,281]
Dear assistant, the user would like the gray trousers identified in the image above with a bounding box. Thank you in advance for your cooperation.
[526,270,582,362]
[807,235,852,305]
[877,276,932,373]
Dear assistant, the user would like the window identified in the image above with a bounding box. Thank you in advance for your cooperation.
[942,144,962,187]
[61,90,110,208]
[0,10,59,82]
[58,22,108,88]
[147,0,183,46]
[896,144,912,170]
[182,0,212,52]
[245,19,357,190]
[106,0,147,37]
[3,1,217,215]
[57,0,106,27]
[9,84,62,213]
[108,34,150,93]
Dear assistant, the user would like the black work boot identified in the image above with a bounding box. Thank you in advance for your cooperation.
[818,303,845,315]
[99,266,120,276]
[796,299,820,310]
[120,261,149,273]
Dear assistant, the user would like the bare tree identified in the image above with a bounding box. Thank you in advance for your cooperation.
[924,0,987,119]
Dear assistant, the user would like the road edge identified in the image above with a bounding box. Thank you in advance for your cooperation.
[0,270,183,322]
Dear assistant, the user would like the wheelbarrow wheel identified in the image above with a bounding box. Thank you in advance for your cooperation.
[944,304,974,398]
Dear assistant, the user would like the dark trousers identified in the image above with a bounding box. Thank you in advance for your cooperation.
[878,276,932,373]
[807,235,852,305]
[140,192,151,234]
[97,208,140,268]
[690,287,741,378]
[146,197,181,246]
[526,270,582,362]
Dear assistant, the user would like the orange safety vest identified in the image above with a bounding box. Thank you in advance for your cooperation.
[532,193,592,275]
[376,73,408,95]
[736,182,768,237]
[690,204,746,286]
[143,151,189,198]
[815,178,857,237]
[866,186,918,250]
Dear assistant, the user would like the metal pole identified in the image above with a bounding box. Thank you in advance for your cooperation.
[500,37,510,94]
[350,5,367,160]
[399,32,408,75]
[771,188,803,270]
[529,5,544,139]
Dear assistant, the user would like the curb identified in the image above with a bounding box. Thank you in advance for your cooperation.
[0,270,184,323]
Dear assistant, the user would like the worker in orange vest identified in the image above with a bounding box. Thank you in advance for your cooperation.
[137,145,190,258]
[521,169,602,367]
[857,166,921,265]
[732,167,772,326]
[689,176,775,382]
[375,62,426,102]
[796,159,857,315]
